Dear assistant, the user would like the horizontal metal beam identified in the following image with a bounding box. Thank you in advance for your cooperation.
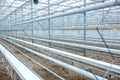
[0,44,43,80]
[15,0,120,25]
[2,38,107,80]
[1,34,120,74]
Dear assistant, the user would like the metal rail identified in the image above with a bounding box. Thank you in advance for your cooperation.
[9,34,120,44]
[51,34,120,43]
[1,34,120,74]
[0,44,43,80]
[1,38,107,80]
[3,38,65,80]
[11,34,120,47]
[5,34,120,55]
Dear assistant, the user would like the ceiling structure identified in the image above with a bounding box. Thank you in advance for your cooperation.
[0,0,110,20]
[0,0,119,31]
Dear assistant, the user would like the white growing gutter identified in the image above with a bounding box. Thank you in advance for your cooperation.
[1,34,120,74]
[0,44,43,80]
[12,34,120,54]
[1,39,107,80]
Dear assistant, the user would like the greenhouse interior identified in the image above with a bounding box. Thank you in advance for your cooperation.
[0,0,120,80]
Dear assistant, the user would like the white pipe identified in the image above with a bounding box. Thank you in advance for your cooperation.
[3,39,107,80]
[0,44,43,80]
[13,34,120,48]
[31,38,120,54]
[1,34,120,74]
[9,34,120,46]
[5,33,120,44]
[16,0,120,25]
[8,41,65,80]
[3,34,120,55]
[39,37,120,47]
[50,34,120,43]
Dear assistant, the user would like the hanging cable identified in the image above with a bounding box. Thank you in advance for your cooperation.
[96,7,116,80]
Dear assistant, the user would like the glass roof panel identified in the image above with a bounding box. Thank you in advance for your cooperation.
[0,0,112,21]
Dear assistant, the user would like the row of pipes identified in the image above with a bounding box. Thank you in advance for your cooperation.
[0,34,107,80]
[8,34,120,47]
[9,34,120,55]
[0,0,120,79]
[1,34,120,80]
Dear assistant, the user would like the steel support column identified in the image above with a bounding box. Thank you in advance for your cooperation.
[83,0,86,56]
[30,0,34,43]
[48,0,51,46]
